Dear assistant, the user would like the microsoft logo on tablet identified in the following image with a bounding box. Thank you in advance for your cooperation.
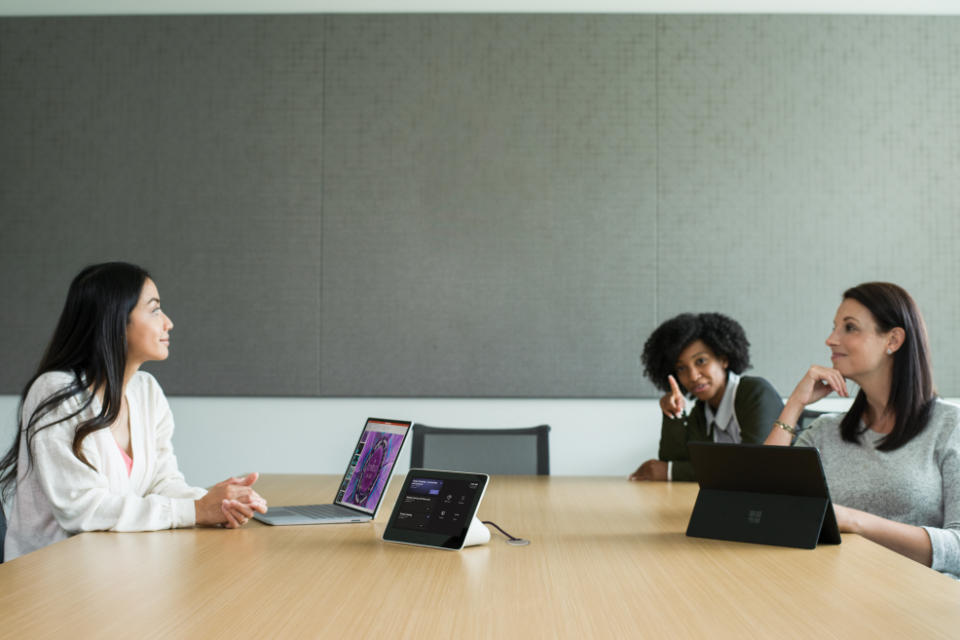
[748,510,762,524]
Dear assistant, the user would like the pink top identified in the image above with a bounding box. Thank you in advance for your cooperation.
[116,440,133,476]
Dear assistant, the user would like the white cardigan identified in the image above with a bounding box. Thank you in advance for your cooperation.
[4,371,206,561]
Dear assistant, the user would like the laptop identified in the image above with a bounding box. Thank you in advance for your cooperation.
[254,418,412,525]
[685,442,842,549]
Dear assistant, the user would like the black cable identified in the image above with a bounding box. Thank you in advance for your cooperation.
[482,521,524,542]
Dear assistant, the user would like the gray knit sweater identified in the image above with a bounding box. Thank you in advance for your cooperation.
[796,399,960,579]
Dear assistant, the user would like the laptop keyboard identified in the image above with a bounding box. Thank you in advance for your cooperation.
[285,504,360,519]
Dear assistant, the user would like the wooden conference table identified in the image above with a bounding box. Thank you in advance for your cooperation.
[2,475,959,639]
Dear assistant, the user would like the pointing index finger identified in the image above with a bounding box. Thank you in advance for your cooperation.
[668,375,681,396]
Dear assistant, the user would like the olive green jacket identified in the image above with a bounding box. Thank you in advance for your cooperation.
[658,375,783,482]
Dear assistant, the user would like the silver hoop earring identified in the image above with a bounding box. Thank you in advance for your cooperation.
[886,348,892,355]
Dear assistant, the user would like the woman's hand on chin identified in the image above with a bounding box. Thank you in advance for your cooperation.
[195,472,268,527]
[766,365,849,446]
[788,365,849,409]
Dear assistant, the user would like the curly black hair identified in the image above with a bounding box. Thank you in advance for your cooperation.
[641,313,751,394]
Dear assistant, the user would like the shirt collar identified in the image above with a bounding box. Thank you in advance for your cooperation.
[704,371,740,432]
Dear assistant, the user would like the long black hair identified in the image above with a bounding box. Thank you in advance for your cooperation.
[0,262,151,503]
[641,313,752,394]
[839,282,937,451]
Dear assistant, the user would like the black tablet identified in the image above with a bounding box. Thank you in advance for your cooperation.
[686,442,842,549]
[382,469,489,550]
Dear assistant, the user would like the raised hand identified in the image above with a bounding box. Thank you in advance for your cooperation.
[659,375,686,419]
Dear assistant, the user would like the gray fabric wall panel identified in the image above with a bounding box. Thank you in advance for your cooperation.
[657,16,960,398]
[3,15,960,399]
[320,16,658,397]
[0,16,324,396]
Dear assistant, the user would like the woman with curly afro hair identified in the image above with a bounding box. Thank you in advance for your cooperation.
[629,313,783,482]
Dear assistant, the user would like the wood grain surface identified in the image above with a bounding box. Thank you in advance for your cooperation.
[1,475,958,639]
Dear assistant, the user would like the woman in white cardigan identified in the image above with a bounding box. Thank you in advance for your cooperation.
[1,262,268,561]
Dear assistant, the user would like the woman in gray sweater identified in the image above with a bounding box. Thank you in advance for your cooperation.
[765,282,960,579]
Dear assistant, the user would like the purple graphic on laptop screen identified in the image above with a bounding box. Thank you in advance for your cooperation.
[340,421,407,512]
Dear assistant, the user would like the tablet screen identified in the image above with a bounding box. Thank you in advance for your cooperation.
[383,470,489,550]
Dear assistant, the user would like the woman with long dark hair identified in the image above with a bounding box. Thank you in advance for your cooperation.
[1,263,267,561]
[766,282,960,578]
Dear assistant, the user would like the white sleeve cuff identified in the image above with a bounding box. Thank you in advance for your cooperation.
[667,461,673,482]
[171,497,197,529]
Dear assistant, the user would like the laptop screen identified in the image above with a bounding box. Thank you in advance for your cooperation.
[335,419,411,514]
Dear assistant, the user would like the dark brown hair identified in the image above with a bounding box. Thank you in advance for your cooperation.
[0,262,150,502]
[839,282,937,451]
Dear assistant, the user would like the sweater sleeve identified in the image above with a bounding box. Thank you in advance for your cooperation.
[657,411,699,483]
[658,414,689,463]
[143,382,206,502]
[794,427,816,448]
[32,430,196,533]
[922,425,960,579]
[735,377,783,444]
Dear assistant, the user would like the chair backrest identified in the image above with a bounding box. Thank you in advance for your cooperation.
[797,409,826,435]
[410,425,551,476]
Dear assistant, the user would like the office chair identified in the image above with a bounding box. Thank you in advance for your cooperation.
[410,424,551,475]
[796,409,826,436]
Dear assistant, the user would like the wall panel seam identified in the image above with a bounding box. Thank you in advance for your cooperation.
[318,15,327,396]
[654,14,660,330]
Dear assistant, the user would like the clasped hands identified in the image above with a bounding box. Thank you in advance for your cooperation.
[195,472,268,529]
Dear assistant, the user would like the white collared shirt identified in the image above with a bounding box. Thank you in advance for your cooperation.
[704,370,742,444]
